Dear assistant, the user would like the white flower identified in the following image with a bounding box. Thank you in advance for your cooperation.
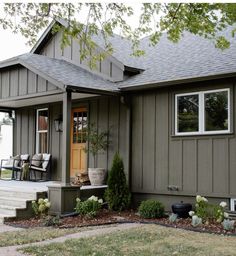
[189,211,195,217]
[46,202,51,208]
[220,202,227,208]
[44,199,49,203]
[196,195,202,203]
[224,212,229,218]
[88,195,98,201]
[38,198,44,204]
[202,196,208,202]
[98,199,103,204]
[76,198,81,202]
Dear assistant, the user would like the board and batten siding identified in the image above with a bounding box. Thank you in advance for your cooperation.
[0,66,58,100]
[39,31,123,82]
[87,97,130,177]
[13,96,129,181]
[131,81,236,198]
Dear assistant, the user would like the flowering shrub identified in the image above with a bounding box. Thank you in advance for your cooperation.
[32,198,51,218]
[189,195,228,224]
[75,195,103,218]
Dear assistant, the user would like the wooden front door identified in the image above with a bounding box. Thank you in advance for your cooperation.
[70,108,87,177]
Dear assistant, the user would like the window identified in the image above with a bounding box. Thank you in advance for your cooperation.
[175,89,230,135]
[36,108,48,153]
[72,109,87,144]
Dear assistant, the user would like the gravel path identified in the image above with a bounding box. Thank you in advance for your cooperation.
[0,223,142,256]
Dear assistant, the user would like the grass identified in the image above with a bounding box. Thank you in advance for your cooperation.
[0,169,12,179]
[20,224,236,256]
[0,226,95,247]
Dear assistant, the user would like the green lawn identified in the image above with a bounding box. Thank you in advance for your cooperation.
[0,227,94,247]
[0,169,12,179]
[20,224,236,256]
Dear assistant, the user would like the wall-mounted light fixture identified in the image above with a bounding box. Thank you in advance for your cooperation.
[54,115,63,132]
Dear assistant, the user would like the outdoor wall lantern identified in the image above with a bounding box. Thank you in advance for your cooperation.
[54,115,63,132]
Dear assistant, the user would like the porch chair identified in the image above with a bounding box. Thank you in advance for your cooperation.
[0,154,30,180]
[29,153,51,181]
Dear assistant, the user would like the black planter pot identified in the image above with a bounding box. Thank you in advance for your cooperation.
[172,202,192,218]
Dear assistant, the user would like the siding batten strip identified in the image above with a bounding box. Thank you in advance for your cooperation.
[154,93,157,190]
[141,95,144,190]
[195,139,198,193]
[227,138,230,194]
[211,139,214,193]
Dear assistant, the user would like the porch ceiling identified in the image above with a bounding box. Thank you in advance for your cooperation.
[0,92,98,108]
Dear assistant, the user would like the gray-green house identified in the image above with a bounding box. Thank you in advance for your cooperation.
[1,19,236,213]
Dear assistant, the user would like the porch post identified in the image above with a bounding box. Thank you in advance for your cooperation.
[61,90,71,185]
[48,90,80,216]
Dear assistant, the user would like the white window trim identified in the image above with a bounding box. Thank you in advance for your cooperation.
[36,108,48,153]
[230,198,236,211]
[175,88,230,136]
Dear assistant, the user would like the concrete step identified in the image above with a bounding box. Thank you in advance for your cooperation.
[0,187,38,200]
[0,196,27,208]
[0,205,17,216]
[0,213,16,224]
[0,186,48,223]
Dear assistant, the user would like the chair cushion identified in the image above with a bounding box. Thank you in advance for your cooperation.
[13,155,21,168]
[42,154,51,169]
[21,154,29,161]
[31,154,42,167]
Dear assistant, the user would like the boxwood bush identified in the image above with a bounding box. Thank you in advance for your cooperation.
[138,199,165,219]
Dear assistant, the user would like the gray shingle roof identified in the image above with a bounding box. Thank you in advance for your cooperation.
[112,27,236,88]
[19,53,117,92]
[1,25,236,93]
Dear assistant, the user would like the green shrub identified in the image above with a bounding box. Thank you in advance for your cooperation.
[105,153,131,211]
[75,196,103,218]
[138,199,165,219]
[189,195,228,223]
[32,198,51,218]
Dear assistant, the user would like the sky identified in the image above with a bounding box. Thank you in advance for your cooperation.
[0,3,143,62]
[0,28,31,61]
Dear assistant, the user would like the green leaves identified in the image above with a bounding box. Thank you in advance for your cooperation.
[1,3,236,58]
[105,153,131,211]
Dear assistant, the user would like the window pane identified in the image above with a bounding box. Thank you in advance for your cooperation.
[177,95,199,133]
[38,132,47,153]
[205,91,228,131]
[38,110,48,131]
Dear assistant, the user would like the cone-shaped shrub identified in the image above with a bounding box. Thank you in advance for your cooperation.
[105,153,131,211]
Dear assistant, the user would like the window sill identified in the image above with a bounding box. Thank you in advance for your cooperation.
[171,132,234,139]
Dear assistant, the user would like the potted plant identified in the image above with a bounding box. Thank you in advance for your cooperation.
[85,124,109,186]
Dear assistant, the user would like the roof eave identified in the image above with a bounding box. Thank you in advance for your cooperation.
[119,72,236,91]
[66,85,119,96]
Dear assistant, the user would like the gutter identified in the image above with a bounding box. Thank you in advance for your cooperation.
[119,72,236,92]
[66,85,120,96]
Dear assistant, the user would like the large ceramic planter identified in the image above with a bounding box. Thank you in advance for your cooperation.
[172,202,192,218]
[88,168,107,186]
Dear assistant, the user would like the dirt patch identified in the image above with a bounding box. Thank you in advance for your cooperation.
[4,209,236,235]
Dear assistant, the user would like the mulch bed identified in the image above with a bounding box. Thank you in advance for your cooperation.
[4,209,236,236]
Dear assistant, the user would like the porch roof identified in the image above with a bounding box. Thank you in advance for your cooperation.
[0,53,118,94]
